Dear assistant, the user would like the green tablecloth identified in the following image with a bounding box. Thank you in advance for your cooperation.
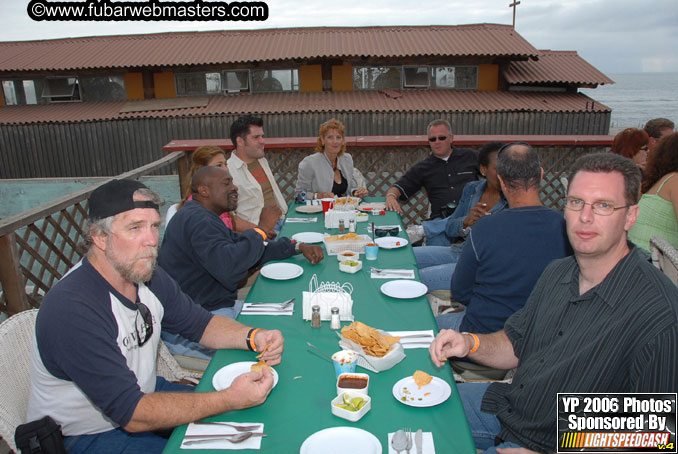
[163,199,475,453]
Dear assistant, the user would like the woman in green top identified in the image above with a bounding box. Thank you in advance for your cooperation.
[628,132,678,252]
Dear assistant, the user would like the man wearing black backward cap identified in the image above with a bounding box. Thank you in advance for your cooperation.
[27,179,284,453]
[159,166,323,360]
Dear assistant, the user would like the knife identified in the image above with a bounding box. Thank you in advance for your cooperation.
[415,429,423,454]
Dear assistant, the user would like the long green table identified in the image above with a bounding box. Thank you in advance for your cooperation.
[163,199,475,453]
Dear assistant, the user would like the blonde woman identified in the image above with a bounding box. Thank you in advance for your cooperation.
[296,118,368,200]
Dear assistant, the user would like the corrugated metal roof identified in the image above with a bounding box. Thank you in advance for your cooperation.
[0,90,610,125]
[0,24,539,72]
[505,50,614,86]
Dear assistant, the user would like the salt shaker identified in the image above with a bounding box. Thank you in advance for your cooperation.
[338,219,345,233]
[348,219,356,233]
[330,307,341,330]
[311,305,321,328]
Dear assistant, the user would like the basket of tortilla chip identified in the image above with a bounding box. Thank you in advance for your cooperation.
[337,321,405,372]
[332,196,361,212]
[323,232,371,255]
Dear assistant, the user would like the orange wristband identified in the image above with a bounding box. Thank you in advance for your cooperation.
[464,332,480,354]
[247,328,261,352]
[253,228,267,241]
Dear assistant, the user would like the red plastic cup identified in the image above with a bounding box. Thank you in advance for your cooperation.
[321,198,334,214]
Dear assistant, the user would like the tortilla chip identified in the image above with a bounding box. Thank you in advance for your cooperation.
[251,360,273,373]
[413,370,432,390]
[341,321,400,358]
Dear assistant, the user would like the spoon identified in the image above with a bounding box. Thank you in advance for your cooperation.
[183,431,266,445]
[306,342,335,363]
[391,429,408,454]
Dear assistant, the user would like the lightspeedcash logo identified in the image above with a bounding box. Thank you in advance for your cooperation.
[27,0,269,22]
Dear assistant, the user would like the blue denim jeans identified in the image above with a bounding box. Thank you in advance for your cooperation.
[436,310,465,331]
[458,382,523,453]
[63,377,194,454]
[161,301,244,361]
[413,245,462,291]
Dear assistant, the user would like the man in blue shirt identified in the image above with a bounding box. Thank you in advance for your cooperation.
[437,143,572,333]
[159,166,323,360]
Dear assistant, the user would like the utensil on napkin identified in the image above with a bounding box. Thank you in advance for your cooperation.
[285,217,318,223]
[241,299,294,316]
[387,330,435,348]
[370,268,416,279]
[181,422,265,450]
[388,431,435,454]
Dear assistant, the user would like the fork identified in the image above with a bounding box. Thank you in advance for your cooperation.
[193,421,261,432]
[370,267,413,276]
[246,298,295,309]
[183,431,266,445]
[406,427,412,454]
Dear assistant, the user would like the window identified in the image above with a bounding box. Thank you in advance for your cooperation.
[175,72,222,96]
[431,66,477,90]
[42,77,81,102]
[353,67,401,90]
[80,75,126,101]
[403,66,430,88]
[222,70,249,93]
[2,79,45,105]
[251,69,299,93]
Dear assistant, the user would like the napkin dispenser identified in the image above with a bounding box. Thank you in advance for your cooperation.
[303,275,354,321]
[324,209,357,229]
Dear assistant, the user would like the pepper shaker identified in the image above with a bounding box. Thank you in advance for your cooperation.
[330,307,341,330]
[311,305,321,328]
[338,219,345,233]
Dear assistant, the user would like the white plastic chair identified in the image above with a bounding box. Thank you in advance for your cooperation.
[650,235,678,285]
[0,309,201,452]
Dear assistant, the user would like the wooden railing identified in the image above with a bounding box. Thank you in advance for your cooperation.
[0,152,184,316]
[1,135,613,315]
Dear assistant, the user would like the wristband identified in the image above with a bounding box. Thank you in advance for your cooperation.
[246,328,261,352]
[386,193,397,198]
[253,228,267,241]
[462,332,480,354]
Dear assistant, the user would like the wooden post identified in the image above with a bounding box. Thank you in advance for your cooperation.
[177,151,191,200]
[0,233,30,315]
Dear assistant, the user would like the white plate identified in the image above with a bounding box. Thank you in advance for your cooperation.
[375,237,409,249]
[292,232,325,243]
[380,280,428,299]
[212,361,279,391]
[300,427,381,454]
[260,263,304,280]
[392,376,452,407]
[296,205,323,214]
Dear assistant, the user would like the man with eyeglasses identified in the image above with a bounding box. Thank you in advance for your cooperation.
[27,179,284,453]
[384,119,479,220]
[429,153,677,454]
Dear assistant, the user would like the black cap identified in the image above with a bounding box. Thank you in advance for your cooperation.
[88,179,159,221]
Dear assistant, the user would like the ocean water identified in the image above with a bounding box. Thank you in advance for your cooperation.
[580,72,678,130]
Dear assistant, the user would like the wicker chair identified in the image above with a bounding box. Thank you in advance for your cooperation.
[0,309,202,453]
[650,235,678,286]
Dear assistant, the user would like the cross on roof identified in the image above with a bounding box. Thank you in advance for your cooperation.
[509,0,521,28]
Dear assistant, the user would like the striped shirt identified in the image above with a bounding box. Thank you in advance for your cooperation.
[481,245,678,453]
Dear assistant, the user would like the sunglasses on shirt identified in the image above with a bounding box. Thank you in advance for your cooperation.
[135,301,154,347]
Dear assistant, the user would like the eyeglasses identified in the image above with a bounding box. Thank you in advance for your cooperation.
[498,142,531,155]
[639,146,650,152]
[374,227,399,237]
[135,301,154,347]
[428,135,448,142]
[564,197,630,216]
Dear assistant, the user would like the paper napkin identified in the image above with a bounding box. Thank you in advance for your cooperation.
[181,422,264,450]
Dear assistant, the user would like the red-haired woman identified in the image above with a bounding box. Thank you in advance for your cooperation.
[611,127,651,172]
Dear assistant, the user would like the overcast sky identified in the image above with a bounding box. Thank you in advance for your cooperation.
[2,0,677,74]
